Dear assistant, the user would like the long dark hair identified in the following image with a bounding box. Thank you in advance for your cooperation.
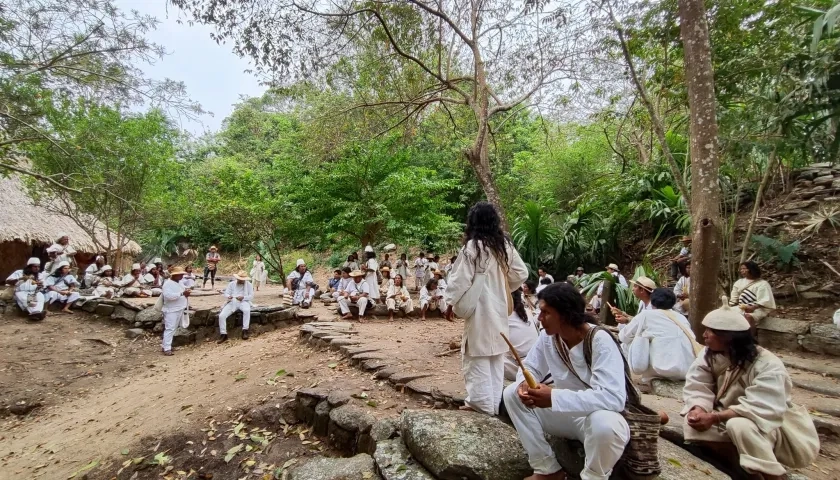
[23,264,39,276]
[741,261,761,279]
[537,282,595,327]
[705,329,759,369]
[464,201,509,267]
[511,288,528,323]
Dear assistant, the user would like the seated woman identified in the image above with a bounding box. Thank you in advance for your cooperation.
[503,282,631,480]
[674,263,691,316]
[6,257,47,321]
[729,261,776,334]
[386,274,413,321]
[683,297,819,480]
[179,265,197,289]
[44,261,81,313]
[419,278,444,320]
[120,264,151,298]
[380,267,394,298]
[503,288,539,381]
[619,287,696,384]
[92,265,119,299]
[142,265,163,296]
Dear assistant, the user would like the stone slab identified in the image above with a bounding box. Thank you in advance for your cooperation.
[389,372,433,385]
[374,439,435,480]
[757,317,811,335]
[792,377,840,398]
[362,359,390,371]
[799,334,840,357]
[289,454,381,480]
[780,355,840,380]
[650,379,684,400]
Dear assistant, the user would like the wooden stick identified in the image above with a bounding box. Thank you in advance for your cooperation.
[820,259,840,280]
[500,333,538,388]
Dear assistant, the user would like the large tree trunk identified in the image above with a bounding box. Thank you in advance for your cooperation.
[679,0,723,341]
[466,142,508,230]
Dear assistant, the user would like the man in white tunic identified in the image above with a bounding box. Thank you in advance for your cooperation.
[419,278,444,320]
[338,270,370,321]
[218,271,254,343]
[386,274,413,320]
[363,250,380,303]
[44,261,81,313]
[84,255,105,287]
[46,234,77,270]
[161,267,190,356]
[5,258,47,321]
[537,267,554,284]
[286,259,316,308]
[504,282,631,480]
[611,276,655,327]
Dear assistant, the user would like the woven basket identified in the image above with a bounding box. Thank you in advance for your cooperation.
[621,403,662,477]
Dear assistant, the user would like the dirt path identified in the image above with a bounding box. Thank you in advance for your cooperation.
[0,310,424,479]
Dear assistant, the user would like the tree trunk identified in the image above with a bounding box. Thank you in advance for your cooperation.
[679,0,723,341]
[599,281,617,326]
[466,142,509,231]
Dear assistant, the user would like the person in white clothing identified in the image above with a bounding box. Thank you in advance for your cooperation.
[445,201,529,415]
[179,265,197,289]
[433,269,447,292]
[363,250,380,302]
[503,282,631,480]
[338,270,371,321]
[46,234,77,271]
[674,263,691,316]
[413,252,425,291]
[83,255,105,287]
[611,276,655,327]
[161,267,190,355]
[619,288,696,384]
[142,265,163,296]
[5,258,47,321]
[250,254,268,291]
[330,267,352,300]
[504,289,539,381]
[92,265,119,298]
[286,259,316,308]
[536,277,552,294]
[419,278,444,320]
[537,267,554,285]
[386,274,413,320]
[522,279,541,326]
[395,253,409,281]
[120,264,151,297]
[589,263,628,311]
[44,261,80,313]
[218,271,254,343]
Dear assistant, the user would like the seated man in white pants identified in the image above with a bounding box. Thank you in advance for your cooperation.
[286,259,316,308]
[161,267,190,356]
[218,271,254,343]
[419,278,445,320]
[338,270,371,321]
[44,261,81,314]
[503,283,630,480]
[6,257,47,321]
[386,274,413,320]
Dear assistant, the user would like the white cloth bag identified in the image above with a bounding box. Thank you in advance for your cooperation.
[452,272,486,319]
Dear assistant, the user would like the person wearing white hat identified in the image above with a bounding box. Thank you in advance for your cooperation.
[338,270,371,321]
[83,255,106,288]
[619,288,695,384]
[682,297,819,480]
[120,264,151,297]
[141,264,164,296]
[5,257,47,320]
[286,259,316,308]
[44,261,80,313]
[46,234,77,271]
[203,246,221,289]
[589,264,628,311]
[92,265,119,298]
[362,249,380,302]
[161,266,191,355]
[218,271,254,343]
[611,276,656,326]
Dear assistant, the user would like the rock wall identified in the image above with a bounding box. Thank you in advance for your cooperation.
[757,317,840,357]
[790,162,840,201]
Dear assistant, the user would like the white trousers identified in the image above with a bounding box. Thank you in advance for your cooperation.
[386,297,414,315]
[219,300,251,335]
[462,353,505,415]
[421,298,446,311]
[46,290,80,305]
[162,310,181,352]
[15,291,45,314]
[503,383,630,479]
[293,287,316,306]
[338,296,369,316]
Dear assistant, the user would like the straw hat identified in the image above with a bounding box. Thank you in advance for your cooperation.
[630,276,656,292]
[27,257,41,266]
[702,296,751,331]
[606,263,619,271]
[681,235,692,243]
[296,259,306,267]
[380,266,391,272]
[209,246,218,251]
[350,270,365,278]
[131,263,141,271]
[433,270,443,276]
[169,266,187,276]
[233,271,250,281]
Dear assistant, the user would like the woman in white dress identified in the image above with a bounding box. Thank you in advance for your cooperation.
[504,288,539,381]
[674,262,691,316]
[142,265,164,296]
[445,201,529,414]
[179,265,197,289]
[120,264,151,297]
[250,254,268,291]
[363,250,380,303]
[45,261,80,313]
[729,261,776,334]
[619,287,696,384]
[92,265,119,298]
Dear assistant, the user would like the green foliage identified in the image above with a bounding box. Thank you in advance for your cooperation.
[512,202,559,276]
[751,235,801,271]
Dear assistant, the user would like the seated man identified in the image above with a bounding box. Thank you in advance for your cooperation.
[386,274,413,321]
[44,261,81,313]
[286,259,316,308]
[670,236,691,281]
[217,271,254,343]
[83,255,105,288]
[338,270,370,321]
[320,269,343,301]
[419,278,445,320]
[6,257,47,321]
[120,264,151,297]
[141,265,163,296]
[504,283,631,480]
[683,298,819,480]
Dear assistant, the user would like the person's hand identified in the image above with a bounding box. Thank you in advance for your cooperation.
[183,289,191,297]
[742,304,757,313]
[744,313,754,323]
[401,295,407,301]
[611,307,628,324]
[687,408,717,432]
[61,290,70,295]
[227,295,234,300]
[678,293,687,300]
[236,295,244,301]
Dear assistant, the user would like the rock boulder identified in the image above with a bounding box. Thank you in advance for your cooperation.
[136,307,162,325]
[374,439,435,480]
[289,453,381,480]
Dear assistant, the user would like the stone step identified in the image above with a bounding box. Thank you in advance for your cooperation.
[780,354,840,380]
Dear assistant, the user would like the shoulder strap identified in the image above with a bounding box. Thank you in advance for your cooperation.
[580,326,641,407]
[660,310,703,355]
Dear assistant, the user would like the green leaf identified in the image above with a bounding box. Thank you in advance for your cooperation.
[275,369,286,377]
[327,363,338,369]
[67,460,99,479]
[120,448,130,455]
[224,444,244,463]
[367,400,378,408]
[235,373,247,381]
[667,458,682,467]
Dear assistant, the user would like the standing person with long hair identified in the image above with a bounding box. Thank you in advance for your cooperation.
[250,254,267,291]
[445,201,529,415]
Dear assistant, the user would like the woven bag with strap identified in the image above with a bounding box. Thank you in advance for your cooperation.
[553,325,662,477]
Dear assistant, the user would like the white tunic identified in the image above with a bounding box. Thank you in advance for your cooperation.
[674,276,690,315]
[445,240,529,357]
[519,329,627,414]
[46,243,77,266]
[504,312,540,380]
[250,260,267,287]
[179,274,196,289]
[364,258,380,300]
[619,309,695,381]
[45,273,80,291]
[287,270,314,291]
[162,279,188,312]
[223,280,254,303]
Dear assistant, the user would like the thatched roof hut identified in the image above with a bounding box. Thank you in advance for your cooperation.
[0,175,141,278]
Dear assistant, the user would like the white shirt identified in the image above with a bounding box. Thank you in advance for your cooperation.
[539,274,554,284]
[348,279,370,296]
[162,279,188,312]
[8,270,45,293]
[179,274,196,289]
[223,280,254,302]
[619,309,695,380]
[507,312,539,360]
[286,270,314,291]
[45,273,79,291]
[519,328,627,415]
[6,269,45,283]
[420,286,441,303]
[121,273,142,287]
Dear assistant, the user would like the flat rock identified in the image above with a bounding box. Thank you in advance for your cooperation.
[780,355,840,380]
[136,307,162,324]
[111,305,138,322]
[119,299,143,311]
[345,346,381,356]
[330,404,376,434]
[389,372,433,385]
[351,352,386,363]
[94,303,115,316]
[328,391,353,408]
[799,334,840,357]
[172,327,196,347]
[374,439,435,480]
[791,377,840,397]
[362,359,389,371]
[375,367,400,380]
[400,409,531,480]
[649,379,684,400]
[289,453,381,480]
[298,388,330,402]
[756,317,811,335]
[124,328,145,339]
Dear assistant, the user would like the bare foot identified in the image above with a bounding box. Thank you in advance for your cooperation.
[524,471,567,480]
[458,405,475,412]
[388,316,394,321]
[62,308,74,314]
[341,313,353,320]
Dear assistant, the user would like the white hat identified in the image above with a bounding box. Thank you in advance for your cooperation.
[364,245,374,253]
[27,257,41,266]
[152,257,162,264]
[57,233,68,240]
[296,259,306,267]
[702,296,751,332]
[98,265,113,274]
[55,260,70,270]
[95,255,104,262]
[384,243,396,252]
[630,276,656,292]
[131,263,141,271]
[606,263,619,271]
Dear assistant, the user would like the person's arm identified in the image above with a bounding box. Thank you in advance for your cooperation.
[507,244,529,288]
[680,351,716,415]
[443,246,472,307]
[223,283,234,299]
[386,285,396,299]
[163,281,183,302]
[5,271,21,286]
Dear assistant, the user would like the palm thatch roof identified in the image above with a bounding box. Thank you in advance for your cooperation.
[0,174,141,254]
